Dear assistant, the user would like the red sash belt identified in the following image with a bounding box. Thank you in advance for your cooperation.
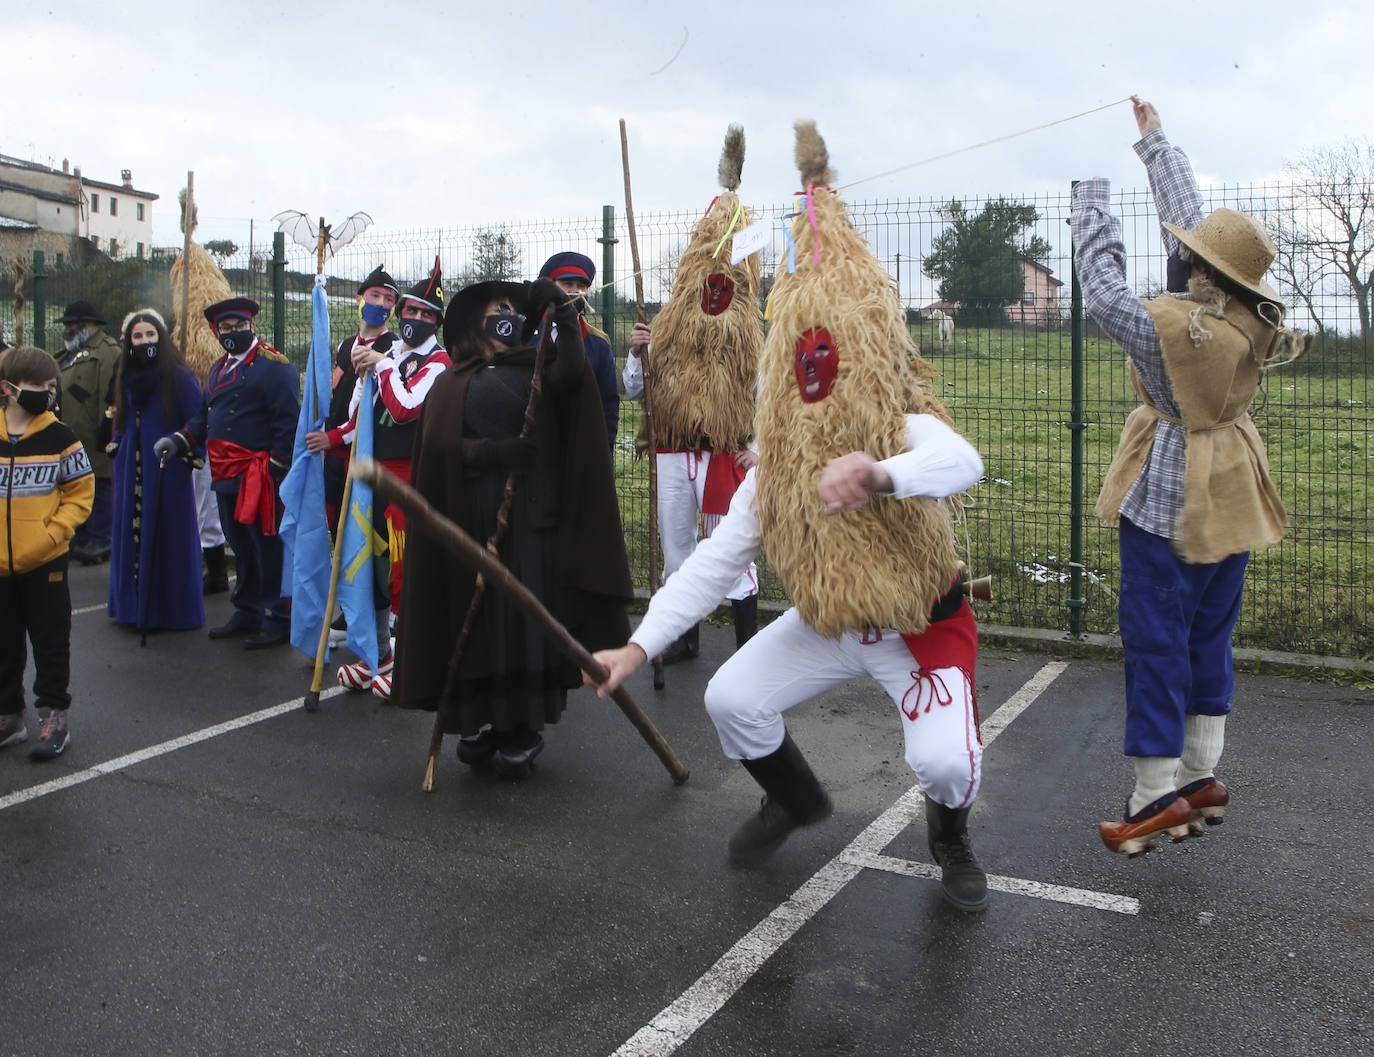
[702,449,746,517]
[208,438,278,535]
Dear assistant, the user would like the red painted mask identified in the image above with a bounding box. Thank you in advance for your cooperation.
[794,327,838,402]
[701,273,735,316]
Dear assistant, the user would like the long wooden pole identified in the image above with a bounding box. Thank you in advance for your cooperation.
[352,457,689,785]
[619,119,665,691]
[177,172,194,354]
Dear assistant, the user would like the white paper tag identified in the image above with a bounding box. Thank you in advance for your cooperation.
[731,222,771,265]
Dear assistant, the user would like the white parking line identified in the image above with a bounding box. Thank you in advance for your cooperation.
[848,851,1140,916]
[611,661,1072,1057]
[0,687,347,812]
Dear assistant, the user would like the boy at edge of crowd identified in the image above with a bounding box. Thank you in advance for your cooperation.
[0,346,95,759]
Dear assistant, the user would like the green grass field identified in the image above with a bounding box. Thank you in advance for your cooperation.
[614,320,1371,660]
[253,301,1374,660]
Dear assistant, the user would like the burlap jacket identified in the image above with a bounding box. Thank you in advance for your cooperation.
[1096,293,1286,563]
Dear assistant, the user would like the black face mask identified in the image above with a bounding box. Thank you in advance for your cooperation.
[219,330,256,357]
[483,312,527,348]
[131,342,159,368]
[399,317,438,348]
[1166,253,1192,294]
[10,386,54,416]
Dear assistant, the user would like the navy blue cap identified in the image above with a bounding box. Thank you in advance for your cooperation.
[539,251,595,285]
[203,297,260,325]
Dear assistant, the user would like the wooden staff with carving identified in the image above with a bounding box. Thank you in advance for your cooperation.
[619,118,666,690]
[353,456,689,785]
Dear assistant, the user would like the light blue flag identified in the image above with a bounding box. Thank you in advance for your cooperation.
[279,276,336,661]
[336,371,381,673]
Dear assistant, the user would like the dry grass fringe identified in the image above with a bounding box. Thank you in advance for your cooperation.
[755,177,961,637]
[793,120,835,189]
[718,124,745,192]
[648,190,762,451]
[170,242,233,382]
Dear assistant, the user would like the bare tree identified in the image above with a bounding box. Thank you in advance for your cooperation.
[1273,140,1374,336]
[1267,210,1331,333]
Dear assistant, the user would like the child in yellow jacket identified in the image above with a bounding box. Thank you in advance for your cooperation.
[0,345,95,759]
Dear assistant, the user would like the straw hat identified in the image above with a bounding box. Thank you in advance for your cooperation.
[1162,208,1280,302]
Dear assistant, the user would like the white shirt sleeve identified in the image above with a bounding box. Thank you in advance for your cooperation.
[629,468,763,659]
[879,414,984,499]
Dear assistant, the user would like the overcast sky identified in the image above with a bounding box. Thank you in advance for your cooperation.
[9,0,1371,255]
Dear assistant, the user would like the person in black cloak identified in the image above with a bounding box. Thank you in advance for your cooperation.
[390,276,633,778]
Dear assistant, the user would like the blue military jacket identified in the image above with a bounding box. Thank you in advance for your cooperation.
[180,342,300,494]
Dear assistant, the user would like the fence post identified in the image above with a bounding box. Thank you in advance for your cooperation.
[1067,184,1087,638]
[598,204,618,341]
[32,250,47,351]
[271,231,286,352]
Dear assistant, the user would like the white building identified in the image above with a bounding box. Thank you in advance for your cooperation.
[0,153,159,261]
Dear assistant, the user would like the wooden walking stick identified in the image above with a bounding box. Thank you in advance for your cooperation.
[419,307,555,792]
[353,456,689,785]
[620,118,666,691]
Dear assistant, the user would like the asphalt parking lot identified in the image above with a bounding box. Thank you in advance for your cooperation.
[2,561,1370,1057]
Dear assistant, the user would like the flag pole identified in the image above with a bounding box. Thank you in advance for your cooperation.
[304,426,361,712]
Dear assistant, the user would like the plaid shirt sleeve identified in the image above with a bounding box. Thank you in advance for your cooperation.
[1071,131,1203,539]
[1136,129,1204,252]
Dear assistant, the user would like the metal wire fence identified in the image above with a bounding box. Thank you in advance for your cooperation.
[5,183,1369,659]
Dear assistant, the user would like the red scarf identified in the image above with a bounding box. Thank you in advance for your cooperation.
[208,438,278,534]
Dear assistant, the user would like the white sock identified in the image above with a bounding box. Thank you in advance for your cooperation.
[1177,714,1226,788]
[1128,756,1181,816]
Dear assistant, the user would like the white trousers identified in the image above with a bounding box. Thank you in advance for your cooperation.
[194,462,225,548]
[657,450,757,602]
[703,608,982,809]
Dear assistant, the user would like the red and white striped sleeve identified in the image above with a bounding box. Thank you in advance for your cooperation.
[375,346,452,424]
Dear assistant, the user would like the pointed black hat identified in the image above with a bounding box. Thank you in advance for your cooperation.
[399,256,445,319]
[357,264,399,298]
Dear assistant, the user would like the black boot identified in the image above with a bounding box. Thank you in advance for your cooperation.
[203,545,229,595]
[729,730,833,862]
[925,794,988,912]
[661,623,700,665]
[493,728,544,780]
[732,596,758,648]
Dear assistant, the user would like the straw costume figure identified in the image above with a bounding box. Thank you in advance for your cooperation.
[623,124,762,661]
[588,122,990,912]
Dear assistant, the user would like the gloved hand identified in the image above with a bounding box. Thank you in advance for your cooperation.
[526,277,570,320]
[153,434,184,462]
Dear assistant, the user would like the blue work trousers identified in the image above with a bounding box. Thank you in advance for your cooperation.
[1118,517,1249,757]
